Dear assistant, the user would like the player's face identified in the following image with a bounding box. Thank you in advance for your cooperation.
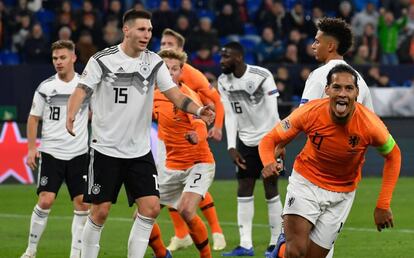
[326,72,359,122]
[124,18,152,52]
[52,48,76,76]
[220,48,236,74]
[160,35,180,51]
[163,57,182,84]
[312,30,330,62]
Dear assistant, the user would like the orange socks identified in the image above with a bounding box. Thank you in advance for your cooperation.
[148,223,167,258]
[168,207,189,238]
[188,215,211,258]
[199,192,223,234]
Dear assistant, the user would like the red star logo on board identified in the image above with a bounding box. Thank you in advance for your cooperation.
[0,122,38,184]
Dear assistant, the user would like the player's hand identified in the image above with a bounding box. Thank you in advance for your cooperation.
[261,160,284,178]
[185,131,199,145]
[374,207,394,232]
[199,104,215,125]
[208,126,222,141]
[274,144,286,160]
[228,148,247,170]
[66,115,76,136]
[26,148,40,170]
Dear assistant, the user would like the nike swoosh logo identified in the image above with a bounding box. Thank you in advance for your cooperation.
[189,185,198,188]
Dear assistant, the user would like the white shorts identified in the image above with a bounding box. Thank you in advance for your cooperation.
[156,138,166,172]
[283,170,356,249]
[158,162,215,209]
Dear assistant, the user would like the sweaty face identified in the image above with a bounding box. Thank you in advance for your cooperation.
[52,48,76,76]
[312,30,330,62]
[163,58,182,84]
[124,18,152,52]
[160,34,180,51]
[325,72,359,123]
[220,48,237,74]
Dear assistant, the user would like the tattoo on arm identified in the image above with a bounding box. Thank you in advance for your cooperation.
[180,97,193,113]
[76,83,93,97]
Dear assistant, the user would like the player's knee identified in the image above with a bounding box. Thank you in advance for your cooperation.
[141,203,161,219]
[237,179,255,196]
[37,192,56,209]
[91,206,110,224]
[177,206,195,222]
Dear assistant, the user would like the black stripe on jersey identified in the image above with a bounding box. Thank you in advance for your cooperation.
[93,46,119,60]
[249,67,269,78]
[36,75,55,92]
[96,59,112,74]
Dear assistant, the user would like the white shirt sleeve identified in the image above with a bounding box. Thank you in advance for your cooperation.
[29,90,45,117]
[78,57,103,90]
[156,62,176,92]
[357,78,375,112]
[300,71,325,106]
[218,81,238,150]
[263,75,280,124]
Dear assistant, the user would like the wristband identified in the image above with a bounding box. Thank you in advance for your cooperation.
[196,106,203,117]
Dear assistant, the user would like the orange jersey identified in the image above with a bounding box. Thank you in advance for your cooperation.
[261,98,391,192]
[153,84,214,170]
[180,63,224,129]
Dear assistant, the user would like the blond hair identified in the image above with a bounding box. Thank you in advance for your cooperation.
[51,40,75,52]
[158,49,187,67]
[162,28,185,49]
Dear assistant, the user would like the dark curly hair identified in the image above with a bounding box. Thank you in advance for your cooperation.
[327,64,359,88]
[317,17,353,56]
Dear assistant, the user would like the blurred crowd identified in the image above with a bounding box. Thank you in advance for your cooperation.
[1,0,414,101]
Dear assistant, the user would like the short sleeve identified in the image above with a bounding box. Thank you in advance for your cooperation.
[275,103,311,140]
[156,62,176,92]
[300,72,325,105]
[78,57,103,90]
[30,91,45,117]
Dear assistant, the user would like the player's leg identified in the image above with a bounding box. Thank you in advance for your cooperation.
[223,141,257,256]
[179,162,215,258]
[166,207,193,251]
[81,149,123,258]
[199,191,226,250]
[66,153,89,258]
[263,174,283,256]
[149,222,172,258]
[21,152,63,258]
[125,151,160,258]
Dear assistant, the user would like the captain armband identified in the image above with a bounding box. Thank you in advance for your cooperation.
[180,96,193,113]
[376,134,396,155]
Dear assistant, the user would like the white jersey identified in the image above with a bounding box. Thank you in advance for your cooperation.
[30,73,89,160]
[79,45,175,158]
[218,65,280,149]
[301,59,374,111]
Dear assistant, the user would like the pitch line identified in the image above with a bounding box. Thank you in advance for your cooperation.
[1,213,413,234]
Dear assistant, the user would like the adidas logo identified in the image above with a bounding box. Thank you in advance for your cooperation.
[117,67,125,72]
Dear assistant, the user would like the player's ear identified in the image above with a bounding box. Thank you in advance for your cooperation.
[324,84,330,95]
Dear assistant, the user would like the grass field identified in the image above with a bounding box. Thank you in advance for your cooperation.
[1,177,413,258]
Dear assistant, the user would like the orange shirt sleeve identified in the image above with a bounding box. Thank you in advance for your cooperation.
[180,64,224,129]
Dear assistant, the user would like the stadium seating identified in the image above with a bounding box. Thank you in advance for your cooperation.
[0,51,20,65]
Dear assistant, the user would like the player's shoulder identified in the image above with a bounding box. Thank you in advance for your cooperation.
[36,74,57,92]
[247,65,272,78]
[92,45,119,60]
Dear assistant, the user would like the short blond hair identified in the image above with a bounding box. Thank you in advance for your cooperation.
[158,49,187,67]
[162,28,185,49]
[51,40,75,52]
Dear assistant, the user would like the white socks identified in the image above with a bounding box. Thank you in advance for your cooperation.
[81,216,103,258]
[127,213,155,258]
[70,210,89,257]
[25,204,50,254]
[266,195,283,245]
[237,196,254,249]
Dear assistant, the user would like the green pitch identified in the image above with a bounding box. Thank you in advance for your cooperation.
[1,178,413,258]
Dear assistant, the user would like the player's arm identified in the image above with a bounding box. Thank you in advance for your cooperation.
[202,89,224,141]
[27,115,41,170]
[374,134,401,232]
[300,72,325,106]
[67,84,90,136]
[162,86,215,125]
[185,117,208,145]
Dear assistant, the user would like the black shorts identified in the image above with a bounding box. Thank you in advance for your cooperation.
[37,152,88,200]
[236,138,263,179]
[84,149,159,207]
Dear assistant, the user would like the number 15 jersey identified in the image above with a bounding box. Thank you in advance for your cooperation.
[218,65,280,149]
[80,45,175,158]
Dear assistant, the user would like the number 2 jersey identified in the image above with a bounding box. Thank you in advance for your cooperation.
[79,45,175,158]
[218,64,280,149]
[30,73,89,160]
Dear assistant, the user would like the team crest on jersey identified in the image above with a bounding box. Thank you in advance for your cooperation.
[91,184,101,195]
[287,196,295,207]
[245,81,256,94]
[40,176,48,186]
[139,63,151,77]
[281,119,291,131]
[348,135,360,148]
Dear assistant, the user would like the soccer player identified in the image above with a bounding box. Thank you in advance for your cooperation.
[66,10,214,258]
[158,28,226,251]
[149,48,215,258]
[218,42,283,257]
[260,64,401,258]
[301,17,373,111]
[21,40,90,258]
